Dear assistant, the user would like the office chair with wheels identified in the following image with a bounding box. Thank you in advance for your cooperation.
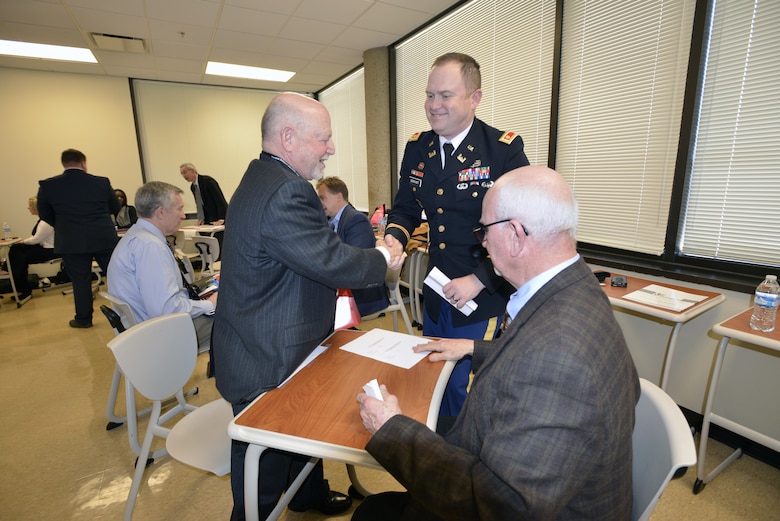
[107,313,232,521]
[631,378,697,521]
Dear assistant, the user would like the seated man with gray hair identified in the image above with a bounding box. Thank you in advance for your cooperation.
[107,181,217,352]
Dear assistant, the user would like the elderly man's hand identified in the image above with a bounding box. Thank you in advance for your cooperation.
[357,384,402,434]
[414,339,475,362]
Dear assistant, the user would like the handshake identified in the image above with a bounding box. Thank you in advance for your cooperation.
[375,234,406,270]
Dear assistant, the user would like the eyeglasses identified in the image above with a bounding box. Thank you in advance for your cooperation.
[472,219,529,242]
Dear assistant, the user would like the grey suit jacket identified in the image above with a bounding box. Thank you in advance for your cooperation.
[366,258,640,520]
[212,152,388,404]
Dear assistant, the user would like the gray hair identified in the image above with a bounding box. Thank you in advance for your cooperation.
[493,170,578,244]
[135,181,183,218]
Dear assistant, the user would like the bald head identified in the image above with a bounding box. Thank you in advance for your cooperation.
[480,166,578,287]
[260,92,335,180]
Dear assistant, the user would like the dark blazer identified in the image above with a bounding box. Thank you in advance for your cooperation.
[192,174,228,223]
[212,152,388,404]
[366,259,640,520]
[336,203,390,316]
[386,118,529,326]
[37,168,120,254]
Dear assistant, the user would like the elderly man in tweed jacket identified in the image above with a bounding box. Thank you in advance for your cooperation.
[354,166,640,521]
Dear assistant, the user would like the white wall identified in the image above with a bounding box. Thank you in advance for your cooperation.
[133,80,277,215]
[0,68,143,236]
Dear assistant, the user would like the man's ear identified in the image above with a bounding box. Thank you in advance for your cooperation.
[281,125,295,151]
[508,219,526,257]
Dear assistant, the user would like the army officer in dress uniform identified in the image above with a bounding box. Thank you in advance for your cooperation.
[383,52,530,417]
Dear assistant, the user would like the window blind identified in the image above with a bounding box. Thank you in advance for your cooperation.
[394,0,555,171]
[679,0,780,267]
[556,0,696,255]
[319,68,369,211]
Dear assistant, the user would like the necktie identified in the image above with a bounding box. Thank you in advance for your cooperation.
[496,310,511,339]
[442,142,454,170]
[193,183,205,222]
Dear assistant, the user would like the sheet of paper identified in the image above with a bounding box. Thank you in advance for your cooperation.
[423,266,477,316]
[339,328,432,369]
[278,344,328,387]
[623,284,707,312]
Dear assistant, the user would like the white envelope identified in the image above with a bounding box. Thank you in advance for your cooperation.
[423,266,478,316]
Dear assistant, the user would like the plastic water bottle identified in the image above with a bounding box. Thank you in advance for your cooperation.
[749,275,779,332]
[2,222,10,240]
[377,215,387,236]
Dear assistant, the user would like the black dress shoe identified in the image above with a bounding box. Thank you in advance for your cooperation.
[69,319,93,328]
[289,490,352,515]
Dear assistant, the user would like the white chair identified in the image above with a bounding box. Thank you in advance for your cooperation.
[192,236,220,278]
[363,261,414,335]
[107,313,232,521]
[99,291,142,432]
[98,292,199,454]
[631,378,697,521]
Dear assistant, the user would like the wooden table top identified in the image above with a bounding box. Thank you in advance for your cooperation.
[234,329,448,451]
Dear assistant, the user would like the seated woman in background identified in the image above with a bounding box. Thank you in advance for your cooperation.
[113,189,138,228]
[7,196,58,303]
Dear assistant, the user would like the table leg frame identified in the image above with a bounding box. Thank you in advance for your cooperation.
[244,443,321,521]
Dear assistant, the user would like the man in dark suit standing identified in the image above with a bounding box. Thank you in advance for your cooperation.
[38,149,120,328]
[212,92,403,520]
[180,162,228,254]
[179,162,228,226]
[355,166,640,521]
[383,52,530,416]
[316,176,389,317]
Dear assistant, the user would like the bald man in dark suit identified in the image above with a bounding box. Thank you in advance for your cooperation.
[212,92,403,520]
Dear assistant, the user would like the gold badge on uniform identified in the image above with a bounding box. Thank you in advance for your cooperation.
[499,131,518,144]
[408,132,421,142]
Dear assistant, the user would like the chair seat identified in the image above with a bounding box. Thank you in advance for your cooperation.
[166,398,233,476]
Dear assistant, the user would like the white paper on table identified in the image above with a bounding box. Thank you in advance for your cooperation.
[339,328,432,369]
[278,344,328,387]
[423,266,477,316]
[623,284,707,312]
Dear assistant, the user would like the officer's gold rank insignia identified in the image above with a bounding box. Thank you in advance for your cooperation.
[499,131,518,144]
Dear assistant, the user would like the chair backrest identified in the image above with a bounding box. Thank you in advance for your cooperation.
[100,305,127,334]
[631,378,697,521]
[166,230,186,252]
[107,313,198,401]
[385,264,402,293]
[193,236,220,275]
[98,291,138,331]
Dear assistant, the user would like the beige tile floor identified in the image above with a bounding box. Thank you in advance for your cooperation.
[1,287,778,520]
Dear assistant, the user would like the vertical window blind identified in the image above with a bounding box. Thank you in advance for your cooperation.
[679,0,780,267]
[556,0,696,255]
[394,0,556,170]
[319,68,370,211]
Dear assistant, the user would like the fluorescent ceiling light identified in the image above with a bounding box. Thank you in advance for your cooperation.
[206,61,295,82]
[0,39,97,63]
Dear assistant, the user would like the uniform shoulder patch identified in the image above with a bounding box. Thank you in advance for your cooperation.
[408,131,422,142]
[498,131,519,145]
